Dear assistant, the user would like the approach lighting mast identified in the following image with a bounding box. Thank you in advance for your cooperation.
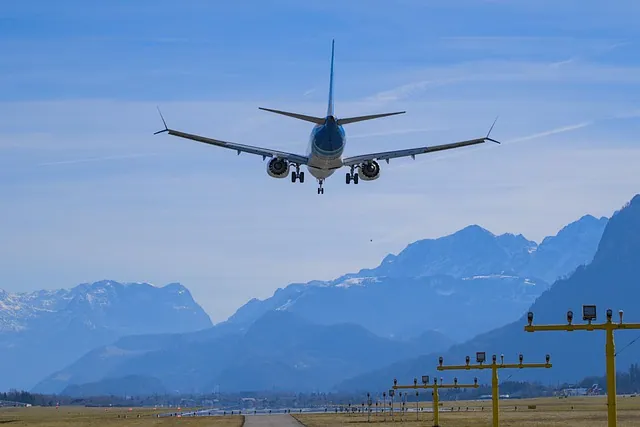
[437,351,552,427]
[525,306,640,427]
[392,375,479,427]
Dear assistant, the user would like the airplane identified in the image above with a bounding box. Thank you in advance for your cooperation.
[154,40,500,194]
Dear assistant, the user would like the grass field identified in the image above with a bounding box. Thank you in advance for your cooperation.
[293,395,640,426]
[3,396,640,426]
[0,406,244,426]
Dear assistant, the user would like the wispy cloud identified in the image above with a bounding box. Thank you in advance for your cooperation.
[507,121,593,143]
[366,77,468,103]
[303,88,316,96]
[365,52,640,106]
[549,57,577,68]
[387,120,595,172]
[38,153,160,166]
[549,40,629,68]
[349,127,446,139]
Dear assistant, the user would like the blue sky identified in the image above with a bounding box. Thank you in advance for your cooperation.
[1,0,640,322]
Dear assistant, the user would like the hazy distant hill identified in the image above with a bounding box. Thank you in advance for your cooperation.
[337,195,640,392]
[34,310,453,394]
[225,215,607,341]
[0,281,212,391]
[61,375,167,398]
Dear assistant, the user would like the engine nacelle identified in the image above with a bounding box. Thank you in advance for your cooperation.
[359,160,381,181]
[266,157,290,179]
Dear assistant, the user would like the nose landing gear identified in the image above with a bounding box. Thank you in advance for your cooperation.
[317,179,325,194]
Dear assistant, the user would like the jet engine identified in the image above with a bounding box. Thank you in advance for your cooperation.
[359,160,381,181]
[266,157,290,178]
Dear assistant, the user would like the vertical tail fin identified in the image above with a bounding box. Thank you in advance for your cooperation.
[327,39,335,117]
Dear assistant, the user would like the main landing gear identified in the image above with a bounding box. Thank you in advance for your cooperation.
[317,179,324,194]
[345,167,359,185]
[291,166,305,183]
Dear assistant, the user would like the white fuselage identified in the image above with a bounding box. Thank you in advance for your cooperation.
[305,116,346,180]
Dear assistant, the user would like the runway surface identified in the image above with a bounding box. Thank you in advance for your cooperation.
[244,414,304,426]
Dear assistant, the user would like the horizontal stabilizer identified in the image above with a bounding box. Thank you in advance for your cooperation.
[259,107,325,125]
[337,111,405,125]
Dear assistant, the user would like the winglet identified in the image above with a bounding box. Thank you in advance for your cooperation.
[485,116,501,144]
[154,106,169,135]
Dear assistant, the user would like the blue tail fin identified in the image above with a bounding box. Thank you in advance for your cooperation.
[327,39,335,117]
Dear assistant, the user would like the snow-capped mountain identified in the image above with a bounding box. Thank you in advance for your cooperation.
[339,195,640,391]
[26,213,609,395]
[225,214,608,342]
[0,280,212,392]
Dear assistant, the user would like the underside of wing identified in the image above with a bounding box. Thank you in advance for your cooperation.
[162,128,309,165]
[342,137,494,167]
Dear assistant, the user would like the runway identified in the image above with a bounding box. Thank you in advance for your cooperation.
[244,414,305,426]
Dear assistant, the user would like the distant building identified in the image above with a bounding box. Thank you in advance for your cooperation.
[560,388,588,396]
[558,384,601,397]
[478,394,510,400]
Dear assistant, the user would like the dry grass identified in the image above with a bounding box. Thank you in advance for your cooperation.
[293,395,640,426]
[0,406,244,426]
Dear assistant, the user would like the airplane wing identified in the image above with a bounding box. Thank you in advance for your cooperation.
[154,109,309,165]
[342,136,498,167]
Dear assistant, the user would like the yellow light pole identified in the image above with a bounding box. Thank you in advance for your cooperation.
[525,306,640,427]
[437,351,552,427]
[392,375,479,427]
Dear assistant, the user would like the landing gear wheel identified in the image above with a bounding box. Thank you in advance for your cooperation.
[299,172,305,183]
[353,173,359,184]
[346,173,351,184]
[320,188,324,194]
[291,171,298,183]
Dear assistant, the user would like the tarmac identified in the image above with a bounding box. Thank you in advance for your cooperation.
[243,414,305,426]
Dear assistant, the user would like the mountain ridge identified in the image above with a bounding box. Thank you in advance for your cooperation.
[223,214,608,341]
[336,195,640,392]
[0,280,212,392]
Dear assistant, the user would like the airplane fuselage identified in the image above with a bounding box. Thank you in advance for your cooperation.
[154,40,498,195]
[305,116,346,180]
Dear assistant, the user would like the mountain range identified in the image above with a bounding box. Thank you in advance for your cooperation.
[338,194,640,392]
[0,281,212,391]
[225,215,608,342]
[34,310,452,395]
[26,210,612,395]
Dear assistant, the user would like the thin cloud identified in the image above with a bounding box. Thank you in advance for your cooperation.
[349,127,446,139]
[549,40,629,68]
[388,120,594,171]
[507,122,593,143]
[439,36,570,42]
[303,88,316,96]
[549,57,577,68]
[367,77,467,103]
[38,153,160,166]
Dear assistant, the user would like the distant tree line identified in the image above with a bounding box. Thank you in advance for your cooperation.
[3,364,640,408]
